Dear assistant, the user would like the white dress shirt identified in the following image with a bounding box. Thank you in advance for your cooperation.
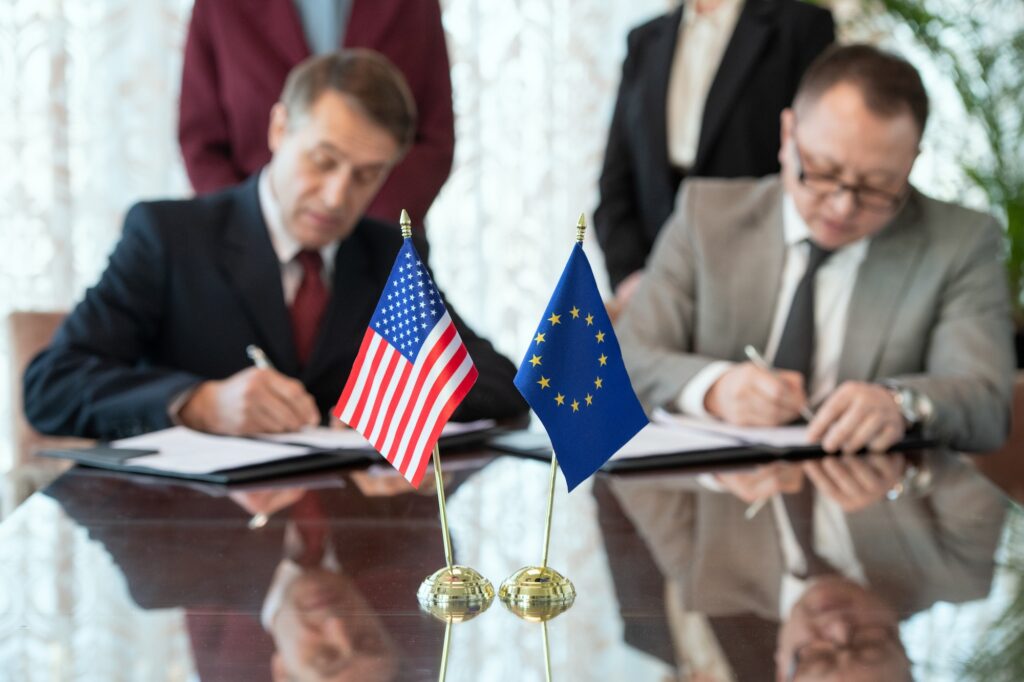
[258,169,337,303]
[666,0,744,170]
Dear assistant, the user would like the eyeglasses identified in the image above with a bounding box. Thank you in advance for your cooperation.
[792,140,908,213]
[786,623,907,681]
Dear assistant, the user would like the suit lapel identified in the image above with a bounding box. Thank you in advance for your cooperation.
[301,227,382,384]
[693,0,778,172]
[218,177,300,377]
[730,180,786,357]
[265,0,312,63]
[643,7,683,186]
[838,196,926,382]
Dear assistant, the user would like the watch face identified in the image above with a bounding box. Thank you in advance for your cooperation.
[900,388,920,425]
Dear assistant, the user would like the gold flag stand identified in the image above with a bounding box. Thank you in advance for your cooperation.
[416,444,495,608]
[499,451,577,606]
[504,591,571,682]
[421,591,492,682]
[400,210,493,613]
[499,214,589,608]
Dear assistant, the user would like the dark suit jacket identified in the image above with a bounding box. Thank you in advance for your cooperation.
[178,0,454,225]
[593,0,834,289]
[24,175,526,440]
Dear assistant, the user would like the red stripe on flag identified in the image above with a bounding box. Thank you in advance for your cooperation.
[333,328,375,420]
[360,348,402,443]
[400,343,470,479]
[388,321,458,465]
[408,364,479,488]
[346,337,387,429]
[371,360,414,457]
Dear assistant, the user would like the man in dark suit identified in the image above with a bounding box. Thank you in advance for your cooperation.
[178,0,454,227]
[594,0,834,305]
[25,50,526,441]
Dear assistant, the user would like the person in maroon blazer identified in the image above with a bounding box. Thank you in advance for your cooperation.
[178,0,455,228]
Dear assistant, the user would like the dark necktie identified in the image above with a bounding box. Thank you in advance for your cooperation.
[290,250,329,367]
[774,240,835,579]
[782,486,833,579]
[771,240,834,384]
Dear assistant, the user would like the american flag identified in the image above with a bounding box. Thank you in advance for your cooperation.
[332,238,478,487]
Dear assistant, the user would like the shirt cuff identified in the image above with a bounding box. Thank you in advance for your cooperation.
[167,385,200,426]
[677,361,734,419]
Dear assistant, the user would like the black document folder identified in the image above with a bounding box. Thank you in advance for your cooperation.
[39,426,500,485]
[488,429,934,473]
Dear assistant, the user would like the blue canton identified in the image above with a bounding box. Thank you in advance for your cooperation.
[369,239,445,362]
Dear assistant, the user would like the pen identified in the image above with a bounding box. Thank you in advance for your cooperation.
[745,497,769,520]
[246,344,273,370]
[742,344,813,521]
[743,344,815,423]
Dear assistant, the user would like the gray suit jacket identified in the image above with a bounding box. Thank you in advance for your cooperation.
[608,452,1007,621]
[618,176,1015,452]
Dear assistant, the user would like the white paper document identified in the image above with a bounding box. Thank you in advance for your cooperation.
[111,418,499,475]
[259,419,496,450]
[651,410,813,448]
[113,427,314,475]
[260,427,374,450]
[611,423,742,461]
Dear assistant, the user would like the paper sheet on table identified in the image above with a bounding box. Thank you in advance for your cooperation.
[260,419,497,450]
[113,427,314,474]
[652,410,813,448]
[611,423,742,461]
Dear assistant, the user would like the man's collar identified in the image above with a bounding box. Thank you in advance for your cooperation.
[781,192,872,258]
[257,169,337,270]
[782,193,812,247]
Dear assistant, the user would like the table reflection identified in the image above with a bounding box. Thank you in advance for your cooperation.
[604,451,1012,681]
[0,452,1019,681]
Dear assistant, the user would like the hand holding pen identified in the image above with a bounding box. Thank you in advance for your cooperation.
[178,345,320,436]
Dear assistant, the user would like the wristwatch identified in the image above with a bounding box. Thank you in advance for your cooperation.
[883,384,935,427]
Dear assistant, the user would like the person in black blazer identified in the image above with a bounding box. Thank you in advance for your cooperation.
[24,51,526,441]
[594,0,834,300]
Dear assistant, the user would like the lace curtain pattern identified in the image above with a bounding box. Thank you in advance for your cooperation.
[0,0,672,472]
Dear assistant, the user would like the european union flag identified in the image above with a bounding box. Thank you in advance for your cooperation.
[515,242,649,491]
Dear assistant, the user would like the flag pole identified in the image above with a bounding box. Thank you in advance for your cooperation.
[402,209,493,613]
[438,616,453,682]
[540,452,558,568]
[542,620,553,682]
[432,443,454,570]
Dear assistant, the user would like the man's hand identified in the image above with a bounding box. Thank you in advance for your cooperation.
[705,362,808,426]
[803,453,906,512]
[714,462,805,504]
[807,381,905,454]
[179,367,320,435]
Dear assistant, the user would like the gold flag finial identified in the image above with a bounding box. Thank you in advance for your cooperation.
[400,209,412,239]
[576,213,586,243]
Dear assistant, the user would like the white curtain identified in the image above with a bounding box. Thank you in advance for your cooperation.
[0,0,194,471]
[0,0,674,472]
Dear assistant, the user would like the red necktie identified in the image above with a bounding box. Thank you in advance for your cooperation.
[290,491,328,567]
[290,250,329,366]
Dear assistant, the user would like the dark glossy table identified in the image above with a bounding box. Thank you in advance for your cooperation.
[0,450,1020,681]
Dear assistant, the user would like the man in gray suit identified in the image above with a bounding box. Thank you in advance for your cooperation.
[618,44,1014,506]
